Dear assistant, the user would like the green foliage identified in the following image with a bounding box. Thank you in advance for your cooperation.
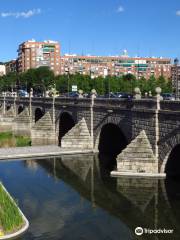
[15,136,31,147]
[0,132,31,148]
[0,67,55,93]
[0,183,24,233]
[0,69,172,96]
[0,132,12,140]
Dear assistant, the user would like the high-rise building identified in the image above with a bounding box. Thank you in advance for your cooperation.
[61,53,171,79]
[17,39,61,75]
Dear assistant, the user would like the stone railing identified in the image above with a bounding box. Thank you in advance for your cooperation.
[94,98,133,109]
[132,99,157,111]
[3,96,180,113]
[55,97,91,107]
[160,101,180,111]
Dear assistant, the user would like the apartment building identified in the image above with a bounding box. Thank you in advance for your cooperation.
[171,58,180,99]
[17,39,61,75]
[61,54,171,79]
[0,65,6,76]
[5,60,18,74]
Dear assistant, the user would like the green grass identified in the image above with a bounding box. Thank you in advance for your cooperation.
[0,183,24,234]
[0,132,31,148]
[15,136,31,147]
[0,132,13,140]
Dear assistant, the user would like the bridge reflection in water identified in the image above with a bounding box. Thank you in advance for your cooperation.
[24,154,180,239]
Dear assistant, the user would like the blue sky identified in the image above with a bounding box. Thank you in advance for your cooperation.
[0,0,180,61]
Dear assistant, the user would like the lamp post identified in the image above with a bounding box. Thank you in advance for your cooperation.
[65,67,70,97]
[41,79,46,97]
[107,68,110,99]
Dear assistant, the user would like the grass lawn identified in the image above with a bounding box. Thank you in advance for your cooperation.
[0,132,31,148]
[0,183,24,235]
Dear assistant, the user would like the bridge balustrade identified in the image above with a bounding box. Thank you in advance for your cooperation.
[160,101,180,111]
[132,99,157,111]
[55,97,91,107]
[94,98,132,109]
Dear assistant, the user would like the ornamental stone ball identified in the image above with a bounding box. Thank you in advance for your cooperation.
[155,87,163,101]
[134,87,141,94]
[78,89,83,95]
[91,89,97,99]
[78,89,84,98]
[134,87,141,99]
[155,87,162,95]
[91,89,97,95]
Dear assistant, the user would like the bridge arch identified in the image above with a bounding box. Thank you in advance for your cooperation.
[159,133,180,174]
[97,123,128,171]
[58,112,75,146]
[35,107,45,122]
[98,123,128,156]
[18,105,24,114]
[163,144,180,177]
[6,104,11,111]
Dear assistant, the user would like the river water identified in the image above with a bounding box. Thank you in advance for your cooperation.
[0,154,179,240]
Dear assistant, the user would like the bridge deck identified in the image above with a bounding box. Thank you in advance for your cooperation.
[0,145,93,161]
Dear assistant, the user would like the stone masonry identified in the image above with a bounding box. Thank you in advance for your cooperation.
[1,96,180,175]
[116,130,158,174]
[31,111,56,146]
[13,107,31,137]
[61,118,93,149]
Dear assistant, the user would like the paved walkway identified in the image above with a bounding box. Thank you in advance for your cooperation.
[0,145,93,160]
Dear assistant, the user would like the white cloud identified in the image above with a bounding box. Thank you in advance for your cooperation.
[176,10,180,16]
[0,9,41,18]
[117,6,124,13]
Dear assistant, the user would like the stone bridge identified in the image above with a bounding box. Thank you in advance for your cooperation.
[0,95,180,177]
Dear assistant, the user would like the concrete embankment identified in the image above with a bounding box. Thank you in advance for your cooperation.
[0,145,93,160]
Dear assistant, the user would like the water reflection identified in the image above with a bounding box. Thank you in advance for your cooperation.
[0,155,180,239]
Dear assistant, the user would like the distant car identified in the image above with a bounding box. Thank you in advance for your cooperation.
[114,92,133,99]
[104,93,116,98]
[33,92,43,97]
[18,90,28,97]
[161,93,175,101]
[69,92,79,98]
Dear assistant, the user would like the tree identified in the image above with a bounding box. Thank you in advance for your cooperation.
[55,75,68,93]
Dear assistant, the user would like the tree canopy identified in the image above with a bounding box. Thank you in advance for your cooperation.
[0,67,172,96]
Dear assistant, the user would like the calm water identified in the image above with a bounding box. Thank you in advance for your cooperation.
[0,154,180,240]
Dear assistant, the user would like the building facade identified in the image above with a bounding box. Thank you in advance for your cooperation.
[61,54,171,79]
[171,59,180,99]
[5,60,18,74]
[17,39,61,75]
[0,65,6,76]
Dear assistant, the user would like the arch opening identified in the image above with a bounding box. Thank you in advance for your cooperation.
[18,105,24,114]
[6,105,11,111]
[165,144,180,178]
[35,108,45,122]
[98,123,128,172]
[58,112,75,146]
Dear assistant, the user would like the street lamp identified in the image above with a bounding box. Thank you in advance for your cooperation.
[65,67,70,97]
[107,68,110,99]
